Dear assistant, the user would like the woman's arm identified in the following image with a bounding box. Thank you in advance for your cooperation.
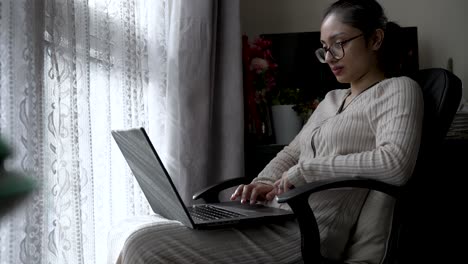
[252,134,302,186]
[251,90,337,186]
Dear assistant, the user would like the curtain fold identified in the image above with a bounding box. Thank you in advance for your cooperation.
[0,0,243,263]
[211,0,244,200]
[162,0,243,204]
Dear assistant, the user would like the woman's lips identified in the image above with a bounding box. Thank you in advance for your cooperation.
[331,66,344,76]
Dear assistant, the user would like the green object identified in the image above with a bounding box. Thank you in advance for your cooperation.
[271,87,301,106]
[271,87,322,122]
[0,171,36,198]
[0,136,35,200]
[0,137,11,160]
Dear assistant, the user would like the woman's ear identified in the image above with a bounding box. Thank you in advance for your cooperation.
[371,29,384,51]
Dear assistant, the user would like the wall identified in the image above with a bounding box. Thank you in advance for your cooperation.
[240,0,468,99]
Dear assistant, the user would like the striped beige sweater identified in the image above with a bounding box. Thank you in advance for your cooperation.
[254,76,424,259]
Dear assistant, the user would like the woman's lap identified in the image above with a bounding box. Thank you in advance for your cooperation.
[108,214,302,264]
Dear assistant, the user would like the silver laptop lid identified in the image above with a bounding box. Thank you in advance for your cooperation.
[111,127,194,228]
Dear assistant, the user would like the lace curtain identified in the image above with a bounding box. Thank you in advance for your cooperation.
[2,0,178,263]
[1,0,243,262]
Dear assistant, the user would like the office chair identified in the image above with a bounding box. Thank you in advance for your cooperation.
[193,68,462,263]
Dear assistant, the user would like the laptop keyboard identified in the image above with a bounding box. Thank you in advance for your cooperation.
[188,204,245,221]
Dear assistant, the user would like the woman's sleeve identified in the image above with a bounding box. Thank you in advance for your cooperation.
[287,78,424,187]
[251,131,302,186]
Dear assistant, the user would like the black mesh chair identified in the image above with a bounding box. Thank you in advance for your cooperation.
[193,68,462,263]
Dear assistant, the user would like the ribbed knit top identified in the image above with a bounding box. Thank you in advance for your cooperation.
[253,76,424,259]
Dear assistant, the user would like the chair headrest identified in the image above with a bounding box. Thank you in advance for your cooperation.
[409,68,462,144]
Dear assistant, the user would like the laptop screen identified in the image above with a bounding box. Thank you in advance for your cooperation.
[111,128,194,228]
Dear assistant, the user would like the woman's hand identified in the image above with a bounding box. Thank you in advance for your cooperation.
[230,182,277,205]
[273,171,294,195]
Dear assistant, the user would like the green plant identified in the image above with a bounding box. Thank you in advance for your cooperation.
[271,87,300,105]
[272,87,321,122]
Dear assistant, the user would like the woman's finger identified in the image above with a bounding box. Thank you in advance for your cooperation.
[273,179,280,188]
[276,181,284,195]
[241,184,253,204]
[283,180,290,192]
[230,184,244,201]
[250,187,259,204]
[265,188,277,201]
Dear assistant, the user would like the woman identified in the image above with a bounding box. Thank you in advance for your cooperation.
[111,1,423,263]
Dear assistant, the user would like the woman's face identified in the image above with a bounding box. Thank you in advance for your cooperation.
[320,14,377,84]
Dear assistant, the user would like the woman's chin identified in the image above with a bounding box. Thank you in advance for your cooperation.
[334,75,349,84]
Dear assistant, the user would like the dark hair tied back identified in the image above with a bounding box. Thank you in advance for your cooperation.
[324,0,404,77]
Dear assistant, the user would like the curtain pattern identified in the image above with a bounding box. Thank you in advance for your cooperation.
[0,0,168,263]
[1,0,47,263]
[1,0,243,263]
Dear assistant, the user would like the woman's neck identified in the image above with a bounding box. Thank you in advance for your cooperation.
[349,69,386,96]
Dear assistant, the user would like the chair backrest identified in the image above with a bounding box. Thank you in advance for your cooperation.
[344,68,462,264]
[388,68,462,263]
[411,68,463,162]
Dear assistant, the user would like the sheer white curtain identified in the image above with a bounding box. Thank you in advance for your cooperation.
[0,0,243,263]
[1,0,160,263]
[1,0,242,263]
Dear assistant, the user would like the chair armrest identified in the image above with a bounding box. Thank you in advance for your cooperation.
[277,177,401,204]
[192,176,251,203]
[276,177,402,264]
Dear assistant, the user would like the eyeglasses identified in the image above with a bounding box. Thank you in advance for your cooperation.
[315,34,364,63]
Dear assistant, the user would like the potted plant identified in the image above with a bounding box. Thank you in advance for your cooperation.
[270,86,321,144]
[242,34,321,145]
[270,87,302,144]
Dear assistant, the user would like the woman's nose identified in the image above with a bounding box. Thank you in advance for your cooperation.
[324,50,335,63]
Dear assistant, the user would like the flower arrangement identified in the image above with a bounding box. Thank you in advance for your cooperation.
[243,35,277,104]
[242,35,278,140]
[242,35,322,142]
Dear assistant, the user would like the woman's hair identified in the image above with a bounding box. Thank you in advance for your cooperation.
[323,0,404,77]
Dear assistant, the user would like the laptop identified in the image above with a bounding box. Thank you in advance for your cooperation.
[111,127,295,229]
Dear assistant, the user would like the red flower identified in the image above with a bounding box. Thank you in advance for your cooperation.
[242,35,277,103]
[242,34,278,138]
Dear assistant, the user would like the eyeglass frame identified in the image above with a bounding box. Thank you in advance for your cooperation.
[315,33,364,63]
